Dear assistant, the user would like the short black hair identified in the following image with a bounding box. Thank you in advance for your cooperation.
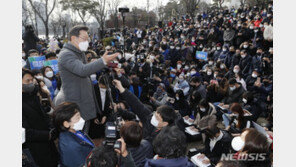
[118,100,129,109]
[153,126,186,159]
[68,25,89,41]
[156,105,177,125]
[120,121,143,147]
[45,52,57,59]
[87,146,118,167]
[53,102,80,132]
[28,49,39,55]
[198,98,209,109]
[118,110,136,121]
[228,78,237,85]
[190,76,201,83]
[22,68,34,78]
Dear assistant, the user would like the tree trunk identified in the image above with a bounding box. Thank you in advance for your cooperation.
[62,25,66,38]
[115,13,119,31]
[45,20,49,40]
[34,12,39,36]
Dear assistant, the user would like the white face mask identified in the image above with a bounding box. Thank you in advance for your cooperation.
[177,64,182,69]
[241,54,246,58]
[207,71,212,76]
[170,46,175,49]
[200,108,206,112]
[233,69,239,73]
[35,75,44,80]
[150,114,159,128]
[118,54,122,60]
[214,74,217,78]
[242,98,247,104]
[252,73,257,78]
[22,59,27,68]
[45,71,54,78]
[73,118,85,131]
[176,47,180,50]
[243,45,248,48]
[217,47,221,50]
[149,44,153,47]
[231,136,245,151]
[78,41,89,52]
[22,128,26,144]
[209,61,213,65]
[220,65,225,69]
[223,48,227,52]
[230,86,236,91]
[184,66,189,70]
[191,71,196,75]
[22,53,26,58]
[90,74,97,81]
[176,97,179,100]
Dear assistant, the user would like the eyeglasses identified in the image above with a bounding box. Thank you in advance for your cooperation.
[79,36,90,42]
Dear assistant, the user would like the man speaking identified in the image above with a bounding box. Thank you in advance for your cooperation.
[56,25,119,132]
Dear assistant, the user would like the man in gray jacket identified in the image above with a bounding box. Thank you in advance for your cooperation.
[56,25,119,132]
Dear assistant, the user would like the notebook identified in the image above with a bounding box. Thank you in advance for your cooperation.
[183,117,194,125]
[191,153,211,167]
[185,127,200,135]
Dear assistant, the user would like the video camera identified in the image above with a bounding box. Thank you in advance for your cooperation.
[103,121,121,150]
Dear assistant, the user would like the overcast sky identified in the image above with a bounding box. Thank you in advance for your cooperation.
[118,0,170,10]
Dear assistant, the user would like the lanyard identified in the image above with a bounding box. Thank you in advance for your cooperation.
[74,131,94,147]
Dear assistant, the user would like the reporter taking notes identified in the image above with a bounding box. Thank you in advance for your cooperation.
[56,25,119,132]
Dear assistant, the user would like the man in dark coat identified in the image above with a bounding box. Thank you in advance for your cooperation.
[113,79,185,143]
[22,69,59,167]
[22,25,39,54]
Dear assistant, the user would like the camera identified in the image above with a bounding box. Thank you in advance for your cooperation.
[103,122,118,147]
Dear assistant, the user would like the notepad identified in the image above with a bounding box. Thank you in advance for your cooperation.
[183,117,194,125]
[185,127,200,135]
[190,153,211,167]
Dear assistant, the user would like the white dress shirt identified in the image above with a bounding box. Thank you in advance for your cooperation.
[209,130,224,152]
[100,88,107,110]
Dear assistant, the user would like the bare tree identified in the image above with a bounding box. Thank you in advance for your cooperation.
[89,0,107,39]
[240,0,248,7]
[27,0,57,39]
[213,0,232,8]
[22,1,37,33]
[181,0,201,18]
[60,0,92,25]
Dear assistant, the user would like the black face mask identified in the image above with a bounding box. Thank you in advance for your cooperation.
[23,83,35,93]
